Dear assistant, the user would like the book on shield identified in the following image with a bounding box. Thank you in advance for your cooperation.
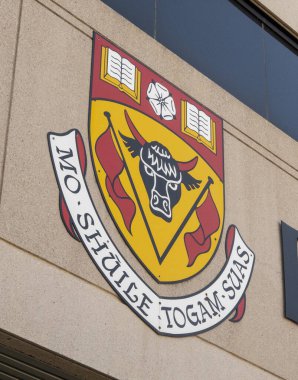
[181,100,216,153]
[100,47,141,103]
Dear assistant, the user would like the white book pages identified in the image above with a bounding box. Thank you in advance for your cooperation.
[186,103,211,142]
[106,48,136,91]
[107,49,122,83]
[121,58,136,91]
[186,102,199,132]
[198,111,211,141]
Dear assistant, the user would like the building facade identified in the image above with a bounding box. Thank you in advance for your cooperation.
[0,1,297,379]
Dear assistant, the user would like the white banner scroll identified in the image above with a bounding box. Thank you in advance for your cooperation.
[48,129,255,336]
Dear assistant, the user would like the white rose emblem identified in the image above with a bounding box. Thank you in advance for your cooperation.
[147,81,176,120]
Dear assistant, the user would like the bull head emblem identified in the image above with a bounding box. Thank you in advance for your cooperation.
[120,111,201,222]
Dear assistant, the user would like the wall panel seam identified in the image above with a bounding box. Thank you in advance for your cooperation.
[0,237,119,300]
[34,0,90,38]
[199,336,285,380]
[223,121,297,174]
[0,0,23,205]
[225,129,298,181]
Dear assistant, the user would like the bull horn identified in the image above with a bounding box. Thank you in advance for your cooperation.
[177,156,198,172]
[124,110,146,146]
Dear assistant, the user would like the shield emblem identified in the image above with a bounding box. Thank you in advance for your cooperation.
[89,33,224,283]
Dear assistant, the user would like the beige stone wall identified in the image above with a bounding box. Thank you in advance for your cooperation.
[253,0,298,36]
[0,1,297,379]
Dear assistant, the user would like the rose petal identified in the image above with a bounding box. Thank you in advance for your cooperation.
[149,99,162,116]
[155,82,169,99]
[164,96,176,116]
[161,105,174,120]
[147,82,159,99]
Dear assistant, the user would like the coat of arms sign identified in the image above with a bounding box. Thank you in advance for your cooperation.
[48,33,255,336]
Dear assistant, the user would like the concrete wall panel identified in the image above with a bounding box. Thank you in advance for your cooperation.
[0,238,280,380]
[0,0,297,379]
[0,0,21,192]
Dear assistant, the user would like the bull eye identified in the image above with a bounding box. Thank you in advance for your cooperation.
[144,165,154,177]
[169,182,178,191]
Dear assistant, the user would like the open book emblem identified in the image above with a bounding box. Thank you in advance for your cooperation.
[89,34,224,283]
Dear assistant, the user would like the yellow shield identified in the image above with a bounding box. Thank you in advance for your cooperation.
[89,34,224,283]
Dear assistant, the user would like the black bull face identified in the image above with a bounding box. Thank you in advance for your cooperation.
[120,111,201,222]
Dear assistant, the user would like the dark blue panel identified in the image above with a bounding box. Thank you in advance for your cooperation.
[264,29,298,140]
[281,221,298,324]
[101,0,155,37]
[156,0,266,117]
